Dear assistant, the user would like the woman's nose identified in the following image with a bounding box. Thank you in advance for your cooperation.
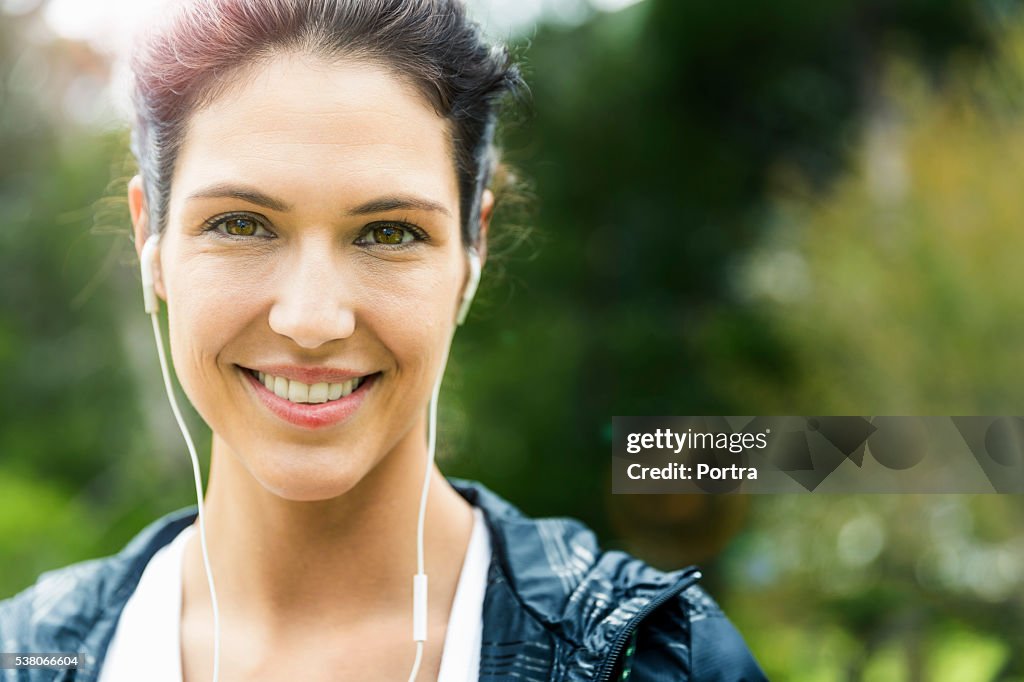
[267,242,356,349]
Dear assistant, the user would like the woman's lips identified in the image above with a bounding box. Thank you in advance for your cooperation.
[241,367,376,429]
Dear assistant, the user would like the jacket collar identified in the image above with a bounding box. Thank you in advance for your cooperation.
[449,479,698,652]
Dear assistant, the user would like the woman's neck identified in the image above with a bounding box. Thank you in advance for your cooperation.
[181,428,474,636]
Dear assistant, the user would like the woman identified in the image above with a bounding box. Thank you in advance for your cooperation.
[0,1,765,680]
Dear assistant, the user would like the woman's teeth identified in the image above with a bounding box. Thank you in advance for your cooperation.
[255,371,363,404]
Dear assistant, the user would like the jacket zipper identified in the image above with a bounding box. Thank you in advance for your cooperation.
[594,567,703,682]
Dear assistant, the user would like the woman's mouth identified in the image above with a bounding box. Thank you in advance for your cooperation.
[249,369,364,404]
[239,366,377,429]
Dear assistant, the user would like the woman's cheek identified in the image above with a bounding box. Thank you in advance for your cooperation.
[164,258,257,406]
[370,270,454,351]
[174,259,256,332]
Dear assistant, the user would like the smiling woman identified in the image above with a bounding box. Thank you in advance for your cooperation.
[0,1,764,681]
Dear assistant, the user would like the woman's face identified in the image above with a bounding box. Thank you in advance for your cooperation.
[132,54,472,501]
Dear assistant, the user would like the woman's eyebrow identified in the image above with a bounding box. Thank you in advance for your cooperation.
[347,195,452,217]
[186,185,451,217]
[187,184,292,212]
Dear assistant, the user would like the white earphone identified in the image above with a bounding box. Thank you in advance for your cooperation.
[139,233,161,314]
[140,232,481,682]
[457,246,481,326]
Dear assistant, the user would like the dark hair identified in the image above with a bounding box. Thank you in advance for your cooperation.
[129,0,523,246]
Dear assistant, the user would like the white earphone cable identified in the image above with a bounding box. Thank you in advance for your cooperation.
[407,335,450,682]
[148,311,221,682]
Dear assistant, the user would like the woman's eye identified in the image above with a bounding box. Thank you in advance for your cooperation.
[206,215,271,238]
[361,224,418,246]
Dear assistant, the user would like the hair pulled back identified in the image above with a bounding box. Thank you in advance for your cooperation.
[130,0,523,245]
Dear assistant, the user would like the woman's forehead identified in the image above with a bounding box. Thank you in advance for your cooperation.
[169,53,459,213]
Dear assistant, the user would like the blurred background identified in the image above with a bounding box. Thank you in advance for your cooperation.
[2,0,1024,679]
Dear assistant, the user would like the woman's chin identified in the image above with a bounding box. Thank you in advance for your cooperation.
[241,450,372,502]
[257,472,364,502]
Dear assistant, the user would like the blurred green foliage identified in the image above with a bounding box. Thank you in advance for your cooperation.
[2,0,1024,679]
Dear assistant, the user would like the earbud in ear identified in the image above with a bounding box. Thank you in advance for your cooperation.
[456,247,481,326]
[140,233,161,314]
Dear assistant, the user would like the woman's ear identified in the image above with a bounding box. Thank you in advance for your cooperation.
[128,176,167,301]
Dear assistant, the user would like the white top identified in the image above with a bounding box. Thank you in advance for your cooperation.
[99,507,491,682]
